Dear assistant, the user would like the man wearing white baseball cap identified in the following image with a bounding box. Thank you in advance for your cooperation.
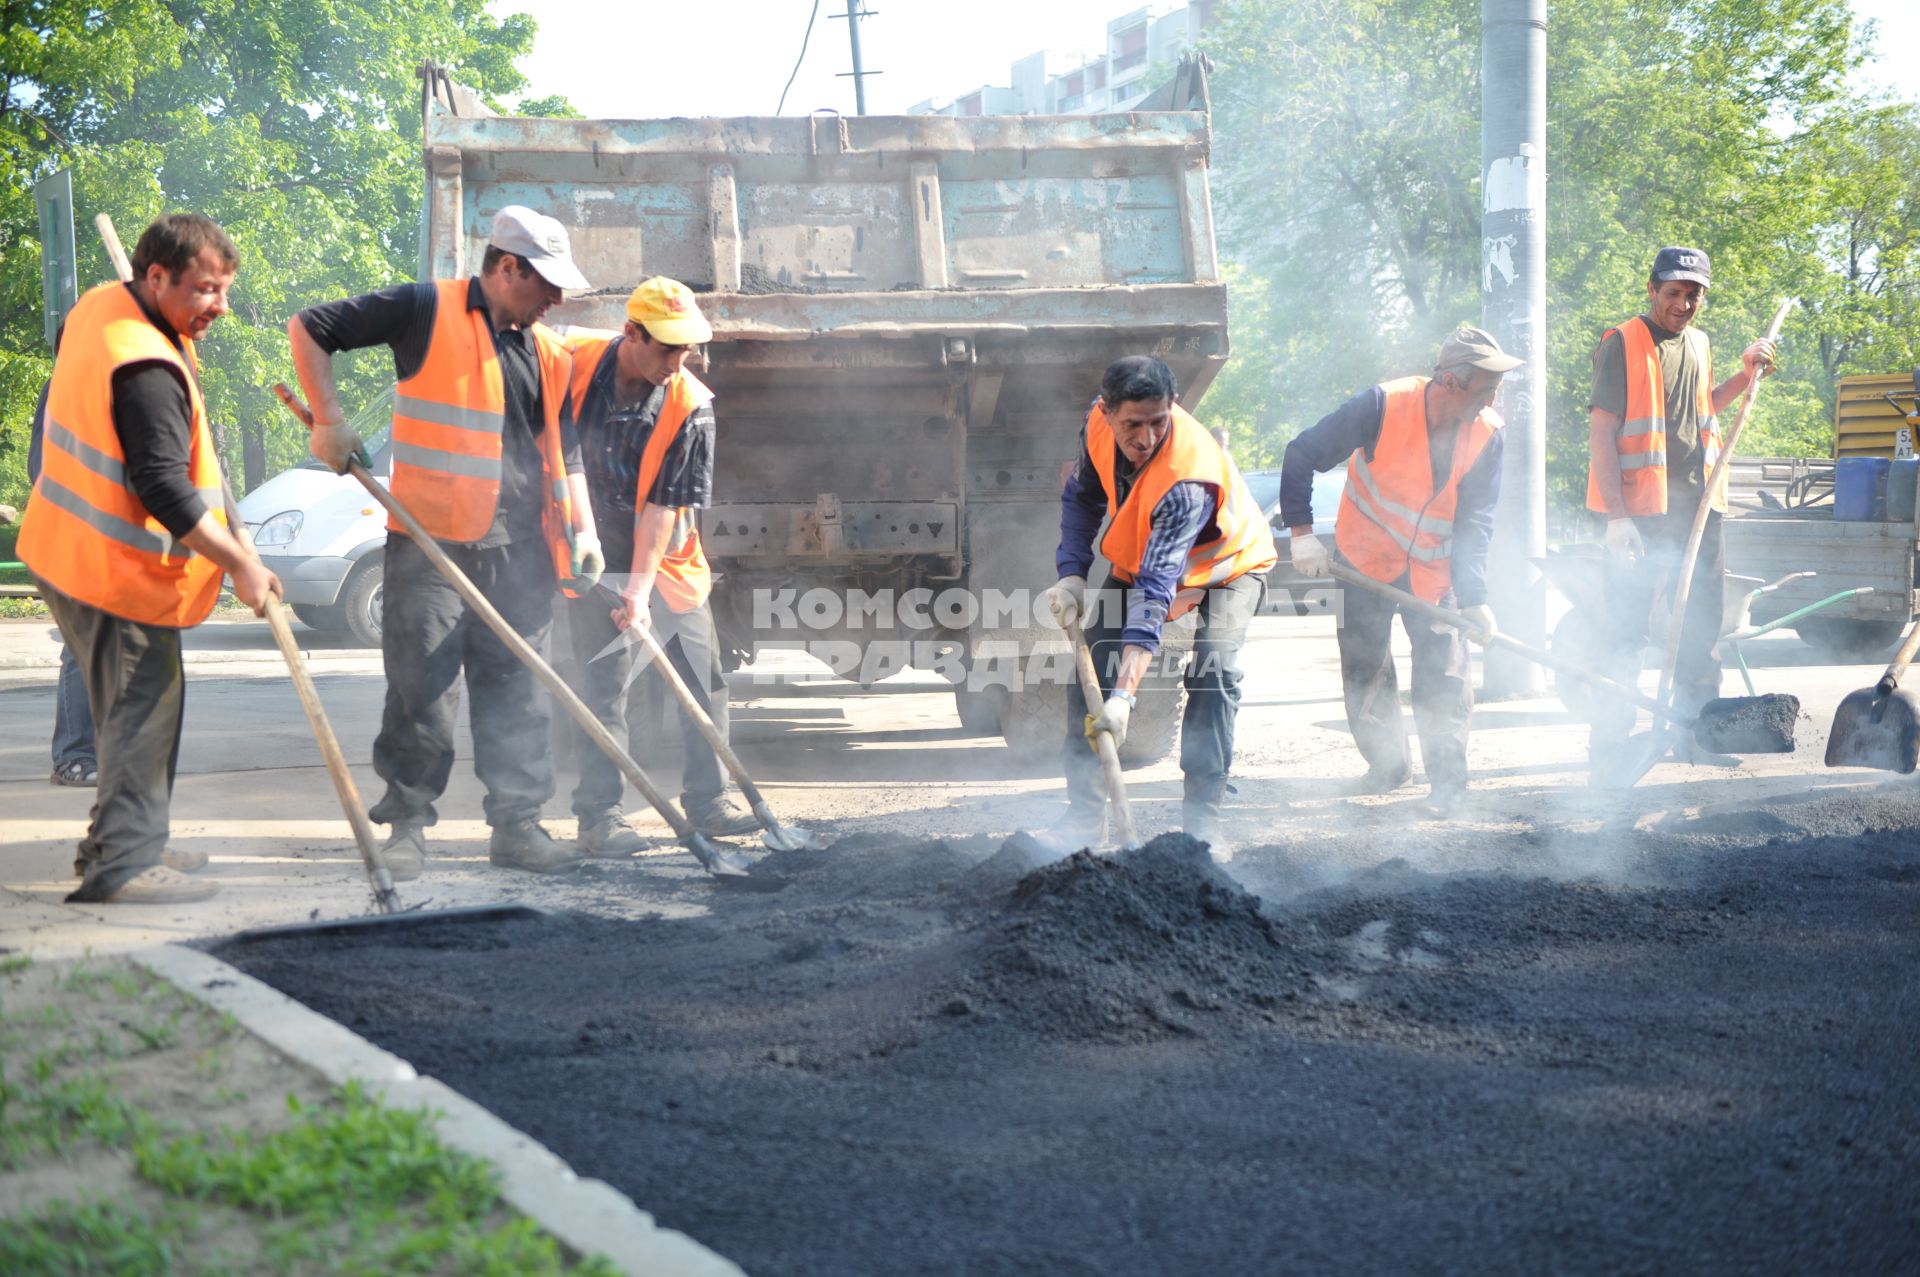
[288,205,604,879]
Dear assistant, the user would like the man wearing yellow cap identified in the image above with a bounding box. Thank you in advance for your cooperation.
[560,277,759,848]
[289,206,604,878]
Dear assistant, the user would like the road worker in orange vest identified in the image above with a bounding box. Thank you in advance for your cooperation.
[1280,326,1519,816]
[1584,246,1774,782]
[557,278,760,854]
[289,206,603,879]
[1045,355,1278,852]
[18,213,281,904]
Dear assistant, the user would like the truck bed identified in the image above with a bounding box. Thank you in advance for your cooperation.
[1722,458,1915,624]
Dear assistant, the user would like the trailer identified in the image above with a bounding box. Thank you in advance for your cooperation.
[417,60,1229,760]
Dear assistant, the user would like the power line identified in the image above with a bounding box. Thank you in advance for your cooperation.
[777,0,824,115]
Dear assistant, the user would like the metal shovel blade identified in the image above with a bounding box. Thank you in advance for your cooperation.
[759,823,827,852]
[1693,694,1800,755]
[686,832,752,878]
[1824,686,1920,773]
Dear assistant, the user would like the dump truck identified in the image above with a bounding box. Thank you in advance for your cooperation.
[416,59,1230,761]
[1722,370,1920,658]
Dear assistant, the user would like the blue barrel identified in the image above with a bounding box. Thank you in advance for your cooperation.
[1834,457,1891,521]
[1888,458,1920,522]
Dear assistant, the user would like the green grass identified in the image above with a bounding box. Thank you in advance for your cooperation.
[0,1197,185,1277]
[0,954,32,976]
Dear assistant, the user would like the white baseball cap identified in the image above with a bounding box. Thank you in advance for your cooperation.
[489,205,590,292]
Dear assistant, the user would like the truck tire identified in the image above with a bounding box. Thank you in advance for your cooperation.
[1118,682,1185,767]
[1794,617,1906,661]
[953,685,1005,736]
[291,603,347,632]
[339,557,384,648]
[999,680,1067,765]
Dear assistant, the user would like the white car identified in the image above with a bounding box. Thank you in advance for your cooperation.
[236,425,391,645]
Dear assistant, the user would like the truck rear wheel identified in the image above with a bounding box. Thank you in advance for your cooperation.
[953,685,1005,736]
[1794,617,1905,661]
[1119,682,1184,767]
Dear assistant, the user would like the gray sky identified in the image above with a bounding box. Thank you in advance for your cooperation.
[495,0,1918,119]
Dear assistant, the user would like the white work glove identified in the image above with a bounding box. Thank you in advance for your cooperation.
[569,531,605,591]
[1084,693,1133,749]
[0,503,17,526]
[1603,518,1644,563]
[1045,575,1088,628]
[308,419,370,475]
[1290,531,1330,578]
[1741,337,1777,379]
[1459,603,1497,647]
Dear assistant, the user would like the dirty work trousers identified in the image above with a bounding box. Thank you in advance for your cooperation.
[564,587,731,820]
[1064,571,1265,820]
[368,532,556,831]
[37,577,185,900]
[1335,561,1473,787]
[1587,507,1726,765]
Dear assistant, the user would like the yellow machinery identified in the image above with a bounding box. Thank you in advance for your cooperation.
[1834,370,1920,458]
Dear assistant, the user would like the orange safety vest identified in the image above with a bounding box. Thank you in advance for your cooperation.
[566,335,716,614]
[1334,376,1502,604]
[390,279,576,586]
[1585,315,1724,517]
[1086,400,1278,590]
[18,282,229,627]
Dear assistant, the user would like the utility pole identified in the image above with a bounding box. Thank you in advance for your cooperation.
[1481,0,1547,697]
[832,0,879,115]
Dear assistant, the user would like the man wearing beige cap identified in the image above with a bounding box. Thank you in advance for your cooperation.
[558,277,760,848]
[289,205,605,878]
[1279,325,1517,815]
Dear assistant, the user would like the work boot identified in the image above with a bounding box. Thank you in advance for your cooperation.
[1356,761,1413,795]
[73,847,208,879]
[682,795,760,838]
[488,820,583,875]
[380,825,427,882]
[96,865,219,905]
[50,759,97,787]
[578,813,648,858]
[1423,781,1469,818]
[1183,804,1231,861]
[1037,804,1107,856]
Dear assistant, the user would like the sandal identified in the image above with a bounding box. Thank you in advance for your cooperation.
[50,759,98,787]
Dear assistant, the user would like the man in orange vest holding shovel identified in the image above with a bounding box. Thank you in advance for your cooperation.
[558,278,760,853]
[18,213,281,904]
[1280,326,1517,816]
[1046,355,1278,851]
[291,206,604,879]
[1584,246,1775,781]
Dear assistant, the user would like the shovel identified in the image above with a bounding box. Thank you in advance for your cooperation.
[1327,562,1797,755]
[1064,614,1141,851]
[581,576,824,851]
[273,384,749,879]
[1824,618,1920,773]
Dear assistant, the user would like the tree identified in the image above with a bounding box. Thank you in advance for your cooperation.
[1200,0,1892,519]
[0,0,557,505]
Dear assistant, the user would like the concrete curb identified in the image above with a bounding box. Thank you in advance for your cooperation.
[131,944,744,1277]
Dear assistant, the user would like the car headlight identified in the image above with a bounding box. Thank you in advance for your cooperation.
[253,510,303,548]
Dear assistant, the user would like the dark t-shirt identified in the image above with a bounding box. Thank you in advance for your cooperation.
[296,278,581,547]
[573,337,716,539]
[1590,316,1711,510]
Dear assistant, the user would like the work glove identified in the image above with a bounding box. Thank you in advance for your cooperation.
[1603,518,1644,563]
[1084,692,1133,749]
[1045,575,1088,628]
[1290,531,1330,578]
[308,419,371,475]
[1459,603,1497,647]
[569,531,605,591]
[1741,337,1777,378]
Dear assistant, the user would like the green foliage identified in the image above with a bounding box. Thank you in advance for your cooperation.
[0,1196,181,1277]
[0,1,547,506]
[1203,0,1917,517]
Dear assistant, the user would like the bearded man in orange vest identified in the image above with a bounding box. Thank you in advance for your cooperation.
[557,278,760,854]
[290,207,604,879]
[18,213,282,904]
[1584,246,1775,781]
[1045,355,1279,851]
[1281,326,1519,816]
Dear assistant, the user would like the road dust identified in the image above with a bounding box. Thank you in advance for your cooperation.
[214,787,1920,1276]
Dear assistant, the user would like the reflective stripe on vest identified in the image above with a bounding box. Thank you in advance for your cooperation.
[1585,316,1723,515]
[390,279,576,585]
[566,334,717,613]
[1085,400,1279,590]
[1334,376,1501,604]
[16,282,229,626]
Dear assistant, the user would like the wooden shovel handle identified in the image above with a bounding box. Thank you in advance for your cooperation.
[1876,618,1920,697]
[1065,615,1140,849]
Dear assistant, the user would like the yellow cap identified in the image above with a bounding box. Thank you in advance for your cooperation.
[625,277,713,346]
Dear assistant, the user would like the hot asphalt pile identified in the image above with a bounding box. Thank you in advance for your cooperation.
[215,790,1920,1276]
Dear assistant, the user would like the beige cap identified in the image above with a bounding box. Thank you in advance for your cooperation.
[1437,325,1524,375]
